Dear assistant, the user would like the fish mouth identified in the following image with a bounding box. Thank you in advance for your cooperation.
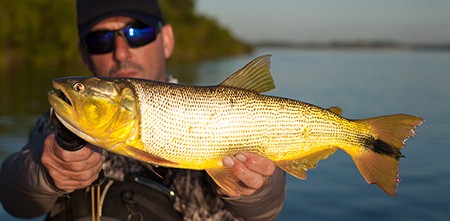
[49,81,72,107]
[53,88,72,106]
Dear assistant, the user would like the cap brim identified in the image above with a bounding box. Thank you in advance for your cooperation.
[79,11,163,39]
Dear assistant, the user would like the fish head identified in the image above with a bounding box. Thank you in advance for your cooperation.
[48,77,138,149]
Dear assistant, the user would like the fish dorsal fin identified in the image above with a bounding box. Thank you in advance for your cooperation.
[219,55,275,93]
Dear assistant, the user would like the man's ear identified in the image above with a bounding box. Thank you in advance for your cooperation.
[160,24,175,59]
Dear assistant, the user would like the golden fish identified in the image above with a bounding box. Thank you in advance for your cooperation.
[48,55,423,196]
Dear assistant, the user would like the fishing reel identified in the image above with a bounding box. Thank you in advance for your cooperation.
[50,109,86,151]
[50,109,105,186]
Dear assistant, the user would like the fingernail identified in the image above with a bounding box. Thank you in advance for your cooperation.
[236,154,246,163]
[222,157,234,168]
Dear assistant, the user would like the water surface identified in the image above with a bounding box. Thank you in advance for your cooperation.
[1,48,449,220]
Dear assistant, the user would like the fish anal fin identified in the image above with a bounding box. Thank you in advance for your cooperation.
[219,55,275,93]
[277,148,337,180]
[206,167,241,197]
[277,160,307,180]
[349,149,400,196]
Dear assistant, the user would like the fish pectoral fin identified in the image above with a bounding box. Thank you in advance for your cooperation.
[276,148,338,180]
[219,55,275,93]
[206,167,241,197]
[119,145,179,167]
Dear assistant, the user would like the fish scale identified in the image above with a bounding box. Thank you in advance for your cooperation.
[131,79,356,168]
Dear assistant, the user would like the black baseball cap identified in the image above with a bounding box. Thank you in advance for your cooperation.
[77,0,165,39]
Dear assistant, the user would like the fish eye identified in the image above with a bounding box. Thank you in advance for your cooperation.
[73,82,85,92]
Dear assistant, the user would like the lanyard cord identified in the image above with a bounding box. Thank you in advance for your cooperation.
[90,170,106,221]
[91,185,100,221]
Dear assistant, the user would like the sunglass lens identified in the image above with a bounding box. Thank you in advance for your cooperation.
[85,31,114,54]
[124,24,158,48]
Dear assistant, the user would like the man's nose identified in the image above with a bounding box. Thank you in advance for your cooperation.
[113,35,132,62]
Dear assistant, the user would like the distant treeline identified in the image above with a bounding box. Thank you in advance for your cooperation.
[254,40,450,51]
[0,0,252,70]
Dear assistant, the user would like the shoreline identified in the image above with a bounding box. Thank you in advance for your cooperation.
[252,41,450,52]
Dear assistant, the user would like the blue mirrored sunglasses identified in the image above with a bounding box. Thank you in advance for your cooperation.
[83,21,163,54]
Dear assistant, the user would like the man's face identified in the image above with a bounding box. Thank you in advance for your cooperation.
[85,16,174,81]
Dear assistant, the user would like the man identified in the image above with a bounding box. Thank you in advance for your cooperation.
[0,0,286,220]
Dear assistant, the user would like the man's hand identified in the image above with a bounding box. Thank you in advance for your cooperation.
[220,153,276,197]
[41,133,103,192]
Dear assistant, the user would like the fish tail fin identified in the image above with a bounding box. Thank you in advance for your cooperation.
[363,114,424,149]
[346,114,424,196]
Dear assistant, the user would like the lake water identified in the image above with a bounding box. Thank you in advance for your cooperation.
[1,48,449,220]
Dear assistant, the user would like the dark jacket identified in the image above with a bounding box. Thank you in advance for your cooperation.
[0,113,286,221]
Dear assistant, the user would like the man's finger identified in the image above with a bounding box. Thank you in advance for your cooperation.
[229,157,268,190]
[236,153,276,176]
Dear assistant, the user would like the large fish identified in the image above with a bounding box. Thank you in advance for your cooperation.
[48,55,423,196]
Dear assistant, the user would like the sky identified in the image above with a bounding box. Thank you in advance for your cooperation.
[196,0,450,44]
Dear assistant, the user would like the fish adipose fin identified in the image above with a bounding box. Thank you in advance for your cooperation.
[347,114,424,196]
[205,167,241,197]
[219,55,275,93]
[327,106,343,116]
[276,148,338,180]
